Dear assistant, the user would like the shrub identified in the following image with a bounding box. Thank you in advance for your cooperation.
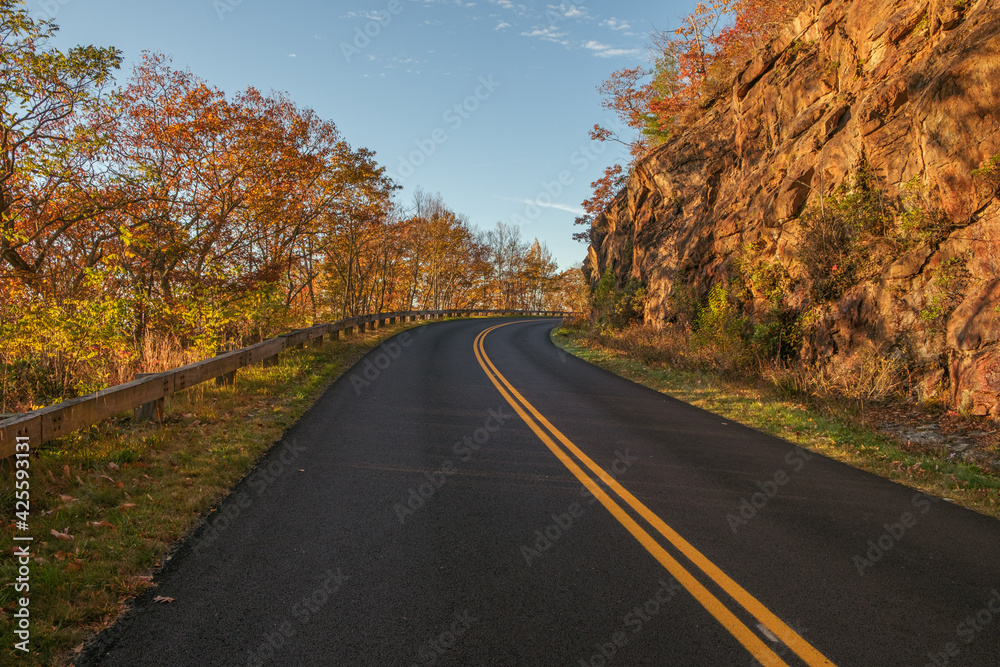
[593,268,646,329]
[797,168,895,302]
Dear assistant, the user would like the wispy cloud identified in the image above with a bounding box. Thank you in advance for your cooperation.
[522,199,584,215]
[521,26,569,44]
[582,40,640,58]
[489,0,527,13]
[495,20,511,30]
[600,17,631,31]
[545,2,590,20]
[546,2,588,20]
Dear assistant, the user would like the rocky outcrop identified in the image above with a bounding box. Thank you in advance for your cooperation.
[586,0,1000,416]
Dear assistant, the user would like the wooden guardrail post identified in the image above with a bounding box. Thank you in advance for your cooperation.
[140,383,162,420]
[133,373,165,423]
[216,370,237,387]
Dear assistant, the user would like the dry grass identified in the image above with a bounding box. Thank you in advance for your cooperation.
[588,321,909,407]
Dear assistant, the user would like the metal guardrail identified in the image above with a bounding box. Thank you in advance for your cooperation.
[0,308,571,458]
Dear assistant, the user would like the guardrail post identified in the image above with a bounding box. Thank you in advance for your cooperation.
[216,370,237,388]
[312,335,324,348]
[133,374,165,423]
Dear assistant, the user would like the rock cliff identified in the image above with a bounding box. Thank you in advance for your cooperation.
[586,0,1000,416]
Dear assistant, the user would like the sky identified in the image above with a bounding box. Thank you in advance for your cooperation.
[37,0,700,271]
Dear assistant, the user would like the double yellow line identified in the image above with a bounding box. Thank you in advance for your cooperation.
[473,321,837,667]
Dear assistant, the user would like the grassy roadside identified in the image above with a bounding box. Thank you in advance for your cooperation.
[551,324,1000,520]
[1,320,429,666]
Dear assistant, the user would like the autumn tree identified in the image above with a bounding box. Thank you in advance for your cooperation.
[0,1,120,291]
[522,239,559,310]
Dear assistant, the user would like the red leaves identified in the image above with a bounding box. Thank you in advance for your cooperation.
[583,0,798,231]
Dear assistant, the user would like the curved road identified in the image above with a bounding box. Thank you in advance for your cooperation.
[80,318,1000,666]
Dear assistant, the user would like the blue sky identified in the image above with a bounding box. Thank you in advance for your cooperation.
[37,0,699,270]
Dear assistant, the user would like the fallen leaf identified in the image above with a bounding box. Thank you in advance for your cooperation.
[120,503,137,509]
[91,521,116,530]
[59,494,77,502]
[153,596,175,603]
[63,465,71,479]
[51,528,74,541]
[66,561,83,572]
[108,462,120,471]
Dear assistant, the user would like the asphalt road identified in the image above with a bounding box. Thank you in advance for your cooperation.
[79,318,1000,666]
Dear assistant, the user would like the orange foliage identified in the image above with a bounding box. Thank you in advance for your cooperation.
[579,0,799,242]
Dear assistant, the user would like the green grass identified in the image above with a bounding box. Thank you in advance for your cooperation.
[551,326,1000,519]
[0,321,431,666]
